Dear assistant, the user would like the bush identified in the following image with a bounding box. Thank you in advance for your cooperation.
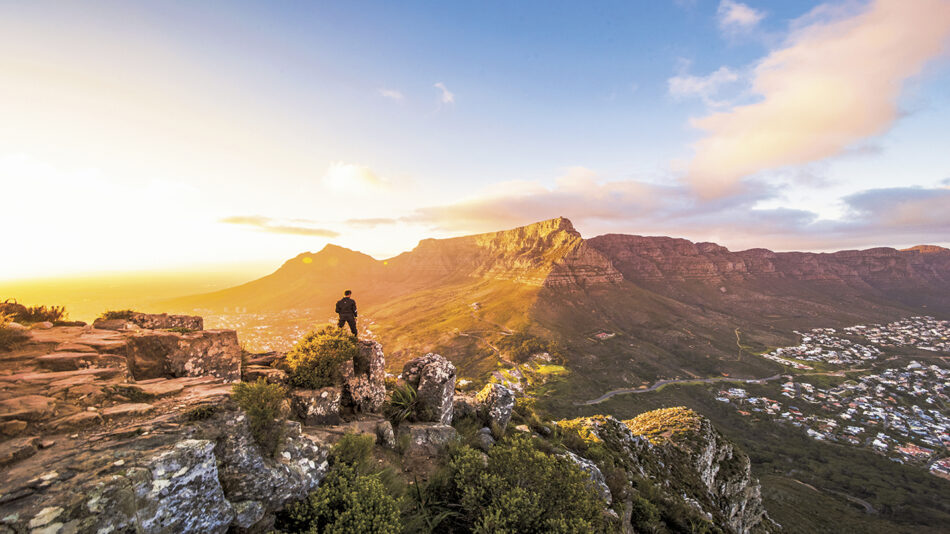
[98,309,136,320]
[629,495,661,532]
[232,379,287,456]
[278,465,402,534]
[0,301,67,324]
[384,383,418,425]
[0,313,29,351]
[285,326,358,388]
[329,432,376,474]
[625,407,701,445]
[436,434,607,533]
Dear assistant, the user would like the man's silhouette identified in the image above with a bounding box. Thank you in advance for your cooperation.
[335,290,358,336]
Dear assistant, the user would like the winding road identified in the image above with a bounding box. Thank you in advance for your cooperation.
[576,374,785,405]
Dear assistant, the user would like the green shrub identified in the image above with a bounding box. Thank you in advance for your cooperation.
[329,432,376,474]
[278,465,402,534]
[496,331,562,364]
[436,434,607,533]
[0,313,29,351]
[284,326,358,388]
[99,309,136,320]
[232,379,287,456]
[629,495,661,532]
[384,383,418,425]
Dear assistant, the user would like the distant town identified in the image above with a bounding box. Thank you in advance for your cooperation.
[718,316,950,479]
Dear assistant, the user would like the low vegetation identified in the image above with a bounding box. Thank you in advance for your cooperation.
[384,383,418,425]
[232,379,288,456]
[0,300,68,324]
[625,406,701,445]
[428,434,608,533]
[98,309,136,320]
[495,331,562,363]
[278,433,402,534]
[0,313,29,351]
[284,326,358,388]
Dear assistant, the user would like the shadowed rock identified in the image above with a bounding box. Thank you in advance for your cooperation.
[126,330,241,382]
[402,353,456,424]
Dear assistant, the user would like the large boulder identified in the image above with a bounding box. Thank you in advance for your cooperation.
[475,383,515,431]
[213,415,328,510]
[126,330,241,382]
[340,340,386,412]
[291,387,342,425]
[135,439,236,533]
[397,423,457,458]
[402,353,456,424]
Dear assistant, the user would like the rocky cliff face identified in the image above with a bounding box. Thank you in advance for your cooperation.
[386,217,623,288]
[557,409,775,534]
[588,233,950,290]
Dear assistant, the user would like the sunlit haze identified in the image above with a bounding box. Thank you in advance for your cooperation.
[3,0,950,282]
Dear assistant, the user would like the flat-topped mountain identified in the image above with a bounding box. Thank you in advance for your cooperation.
[167,217,950,394]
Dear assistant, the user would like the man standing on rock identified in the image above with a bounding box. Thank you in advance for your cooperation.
[335,290,358,336]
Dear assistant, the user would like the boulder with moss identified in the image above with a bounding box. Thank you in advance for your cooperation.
[401,353,456,424]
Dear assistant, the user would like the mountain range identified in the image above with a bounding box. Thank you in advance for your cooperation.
[167,217,950,400]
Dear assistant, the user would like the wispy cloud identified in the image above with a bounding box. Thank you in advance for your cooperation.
[668,65,740,107]
[220,216,340,237]
[434,82,455,104]
[323,161,386,192]
[717,0,765,34]
[377,88,404,101]
[346,217,400,228]
[686,0,950,198]
[402,168,950,251]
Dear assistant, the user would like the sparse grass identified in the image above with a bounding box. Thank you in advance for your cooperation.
[185,404,217,421]
[0,313,29,351]
[164,326,197,334]
[535,364,568,375]
[99,309,136,320]
[625,407,701,445]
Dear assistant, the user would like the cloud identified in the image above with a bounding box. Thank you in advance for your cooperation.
[686,0,950,198]
[346,217,400,228]
[668,65,740,107]
[403,168,950,251]
[322,161,386,192]
[717,1,765,33]
[377,88,404,101]
[220,216,340,237]
[434,82,455,104]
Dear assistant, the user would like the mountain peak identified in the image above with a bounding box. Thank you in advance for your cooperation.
[520,216,577,237]
[902,244,949,254]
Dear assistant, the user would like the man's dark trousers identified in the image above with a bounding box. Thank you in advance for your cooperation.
[338,315,357,336]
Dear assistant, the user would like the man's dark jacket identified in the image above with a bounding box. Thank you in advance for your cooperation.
[335,297,357,317]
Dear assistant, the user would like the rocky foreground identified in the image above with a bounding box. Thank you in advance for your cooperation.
[1,314,776,533]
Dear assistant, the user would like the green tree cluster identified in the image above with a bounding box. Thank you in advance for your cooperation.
[495,331,562,364]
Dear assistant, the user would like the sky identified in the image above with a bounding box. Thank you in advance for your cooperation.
[2,0,950,281]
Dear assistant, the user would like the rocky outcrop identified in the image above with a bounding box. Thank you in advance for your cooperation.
[402,353,456,424]
[397,423,457,458]
[556,410,775,534]
[340,340,386,412]
[474,383,515,431]
[291,387,342,425]
[93,312,203,331]
[126,329,241,382]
